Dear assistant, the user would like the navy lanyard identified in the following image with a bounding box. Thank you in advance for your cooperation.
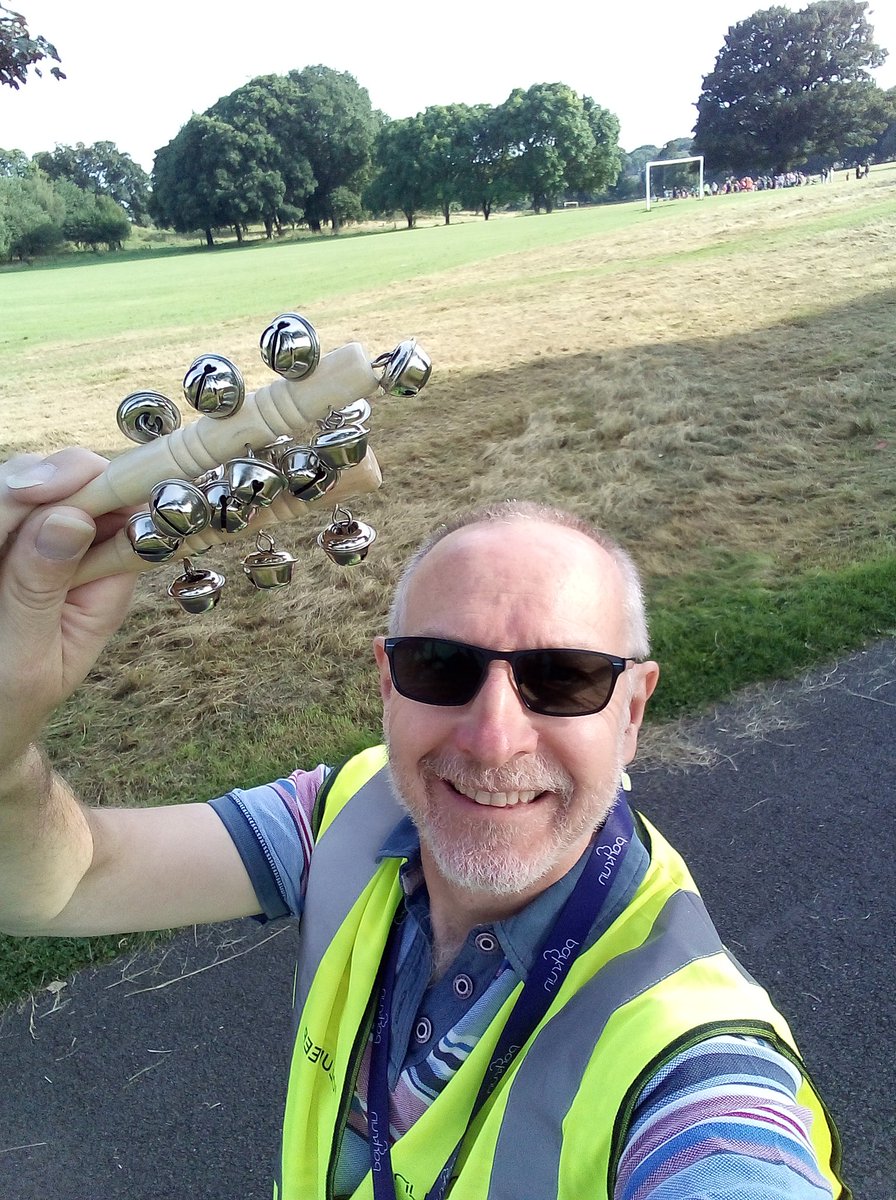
[367,800,635,1200]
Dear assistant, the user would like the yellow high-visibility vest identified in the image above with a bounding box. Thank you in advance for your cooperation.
[275,746,847,1200]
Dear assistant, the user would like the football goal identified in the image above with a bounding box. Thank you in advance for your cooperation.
[645,156,705,210]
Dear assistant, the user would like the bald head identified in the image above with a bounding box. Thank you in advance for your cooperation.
[388,502,650,659]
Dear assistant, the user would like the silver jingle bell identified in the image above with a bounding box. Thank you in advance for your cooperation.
[117,391,182,444]
[202,479,255,533]
[259,312,321,382]
[183,354,246,418]
[125,512,183,563]
[374,339,432,397]
[242,532,298,590]
[149,479,213,539]
[167,558,226,614]
[311,424,369,470]
[279,446,338,501]
[224,448,288,509]
[323,398,371,429]
[316,505,377,566]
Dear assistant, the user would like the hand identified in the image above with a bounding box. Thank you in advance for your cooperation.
[0,449,137,765]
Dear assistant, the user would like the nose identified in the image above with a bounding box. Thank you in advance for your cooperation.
[451,661,539,766]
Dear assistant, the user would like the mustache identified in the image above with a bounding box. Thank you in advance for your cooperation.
[421,750,575,800]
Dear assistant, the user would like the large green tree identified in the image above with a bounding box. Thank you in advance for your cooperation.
[457,103,513,220]
[497,83,621,212]
[207,74,314,236]
[693,1,889,172]
[416,103,479,225]
[0,170,64,259]
[150,115,258,246]
[286,65,378,233]
[52,177,131,249]
[205,66,376,235]
[364,116,429,228]
[33,141,150,223]
[0,4,63,88]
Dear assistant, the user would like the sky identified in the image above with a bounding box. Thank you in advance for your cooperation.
[2,0,895,173]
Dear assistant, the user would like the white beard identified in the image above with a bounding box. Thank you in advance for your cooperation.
[386,746,624,898]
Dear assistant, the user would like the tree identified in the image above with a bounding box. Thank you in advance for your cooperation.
[207,74,314,236]
[650,137,699,192]
[33,142,150,223]
[0,170,64,259]
[0,145,30,175]
[610,144,660,200]
[419,104,476,224]
[836,83,896,163]
[0,4,64,88]
[565,95,623,197]
[693,1,889,173]
[497,83,621,212]
[365,116,430,228]
[286,65,378,233]
[206,66,377,235]
[151,115,256,246]
[457,104,513,220]
[53,177,130,249]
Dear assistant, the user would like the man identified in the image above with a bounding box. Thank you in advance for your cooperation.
[0,450,846,1199]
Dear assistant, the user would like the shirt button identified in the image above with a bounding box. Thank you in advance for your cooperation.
[414,1016,432,1044]
[474,932,498,953]
[453,973,474,999]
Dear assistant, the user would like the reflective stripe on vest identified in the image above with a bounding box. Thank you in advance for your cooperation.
[295,745,395,1010]
[277,749,848,1200]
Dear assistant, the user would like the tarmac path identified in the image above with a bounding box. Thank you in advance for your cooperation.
[1,639,893,1200]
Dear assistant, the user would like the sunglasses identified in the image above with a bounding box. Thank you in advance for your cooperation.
[383,636,634,718]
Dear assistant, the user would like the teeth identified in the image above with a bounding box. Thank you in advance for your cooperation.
[453,783,539,808]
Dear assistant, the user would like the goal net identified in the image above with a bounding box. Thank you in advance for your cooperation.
[645,156,705,210]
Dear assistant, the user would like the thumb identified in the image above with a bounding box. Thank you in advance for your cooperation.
[32,508,97,581]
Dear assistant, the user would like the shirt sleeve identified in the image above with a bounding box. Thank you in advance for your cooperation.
[614,1034,835,1200]
[208,764,330,921]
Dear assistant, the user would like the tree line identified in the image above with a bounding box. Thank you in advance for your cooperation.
[1,0,894,260]
[148,71,621,244]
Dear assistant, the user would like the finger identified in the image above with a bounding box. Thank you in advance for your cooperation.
[1,449,110,544]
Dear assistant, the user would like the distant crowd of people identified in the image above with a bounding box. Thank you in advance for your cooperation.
[654,163,872,204]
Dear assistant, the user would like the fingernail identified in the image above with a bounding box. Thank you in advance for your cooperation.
[6,461,57,489]
[35,513,95,561]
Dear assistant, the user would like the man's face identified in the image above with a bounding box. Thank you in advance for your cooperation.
[374,521,659,902]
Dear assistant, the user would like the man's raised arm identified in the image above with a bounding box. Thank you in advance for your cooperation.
[0,451,261,936]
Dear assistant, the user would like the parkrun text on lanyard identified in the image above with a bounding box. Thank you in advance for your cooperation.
[368,800,635,1200]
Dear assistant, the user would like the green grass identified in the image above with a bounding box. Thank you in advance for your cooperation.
[647,555,896,719]
[0,204,644,349]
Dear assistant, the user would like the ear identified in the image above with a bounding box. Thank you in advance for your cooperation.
[620,660,660,765]
[373,636,393,705]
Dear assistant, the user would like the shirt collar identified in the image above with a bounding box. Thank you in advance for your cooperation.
[374,800,648,978]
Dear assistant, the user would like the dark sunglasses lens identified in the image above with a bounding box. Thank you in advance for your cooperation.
[391,639,483,706]
[516,649,617,716]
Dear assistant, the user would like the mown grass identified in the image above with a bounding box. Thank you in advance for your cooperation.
[1,170,894,1006]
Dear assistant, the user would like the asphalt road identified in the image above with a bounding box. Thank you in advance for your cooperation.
[1,640,893,1200]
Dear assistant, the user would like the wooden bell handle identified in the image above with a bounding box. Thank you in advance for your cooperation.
[68,343,380,517]
[71,451,383,586]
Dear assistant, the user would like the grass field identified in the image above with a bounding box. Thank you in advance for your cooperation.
[1,169,894,1004]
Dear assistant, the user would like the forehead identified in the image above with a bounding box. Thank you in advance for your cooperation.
[401,520,629,650]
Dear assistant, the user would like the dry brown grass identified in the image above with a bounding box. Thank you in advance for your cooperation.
[3,174,895,793]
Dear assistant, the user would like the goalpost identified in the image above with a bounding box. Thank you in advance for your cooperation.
[645,156,705,210]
